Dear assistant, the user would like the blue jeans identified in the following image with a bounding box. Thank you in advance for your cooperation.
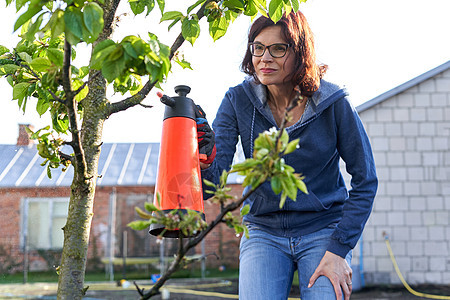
[239,224,352,300]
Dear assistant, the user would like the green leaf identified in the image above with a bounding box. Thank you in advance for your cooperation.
[230,159,260,173]
[244,1,258,16]
[64,7,84,45]
[220,170,229,186]
[144,202,159,212]
[129,0,154,16]
[83,2,104,41]
[224,0,245,11]
[15,0,28,12]
[167,17,181,31]
[36,97,50,116]
[102,55,126,82]
[52,112,69,133]
[90,40,116,69]
[30,57,52,72]
[41,9,65,40]
[279,193,287,209]
[271,176,282,195]
[156,0,164,14]
[123,42,138,59]
[13,82,31,101]
[283,0,292,16]
[234,224,244,234]
[254,0,268,17]
[295,177,308,194]
[14,3,41,32]
[268,0,283,23]
[281,175,297,200]
[0,64,20,76]
[187,0,206,14]
[73,78,88,102]
[202,179,216,188]
[108,45,124,61]
[240,204,250,216]
[135,206,152,219]
[279,129,289,149]
[46,48,64,66]
[174,56,192,69]
[255,148,269,160]
[24,12,45,41]
[18,52,32,63]
[182,16,200,45]
[127,220,151,231]
[0,45,10,56]
[284,139,299,154]
[290,0,299,12]
[209,15,229,41]
[47,164,52,179]
[160,11,184,22]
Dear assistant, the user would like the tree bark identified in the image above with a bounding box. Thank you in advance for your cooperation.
[56,0,115,297]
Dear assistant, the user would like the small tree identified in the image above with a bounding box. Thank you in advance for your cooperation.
[0,0,305,299]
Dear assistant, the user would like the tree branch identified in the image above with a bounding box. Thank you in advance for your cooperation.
[59,151,75,165]
[63,40,87,180]
[139,186,259,299]
[101,0,122,40]
[106,0,214,117]
[47,89,67,105]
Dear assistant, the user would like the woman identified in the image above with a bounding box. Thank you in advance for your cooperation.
[200,11,377,300]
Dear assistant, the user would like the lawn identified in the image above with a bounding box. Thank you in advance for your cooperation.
[0,266,240,284]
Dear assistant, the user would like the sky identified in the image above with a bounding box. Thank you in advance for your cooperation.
[0,0,449,145]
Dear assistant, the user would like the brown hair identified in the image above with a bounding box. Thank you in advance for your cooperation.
[240,11,327,97]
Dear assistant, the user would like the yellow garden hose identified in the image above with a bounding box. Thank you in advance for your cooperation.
[383,233,450,299]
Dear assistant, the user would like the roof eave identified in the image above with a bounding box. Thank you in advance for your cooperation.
[357,60,450,113]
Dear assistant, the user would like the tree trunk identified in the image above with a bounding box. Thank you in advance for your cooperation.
[56,70,107,300]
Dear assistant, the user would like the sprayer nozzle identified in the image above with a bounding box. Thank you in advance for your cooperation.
[158,93,176,107]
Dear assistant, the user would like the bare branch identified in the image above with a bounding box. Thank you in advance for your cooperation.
[63,40,88,180]
[133,281,145,297]
[47,89,67,105]
[139,103,153,109]
[107,0,214,117]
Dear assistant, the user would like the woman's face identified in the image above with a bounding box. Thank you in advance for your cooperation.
[252,25,295,87]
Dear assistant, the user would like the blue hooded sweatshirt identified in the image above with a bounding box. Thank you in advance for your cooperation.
[201,77,378,258]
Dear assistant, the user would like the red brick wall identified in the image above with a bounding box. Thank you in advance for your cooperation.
[0,184,244,273]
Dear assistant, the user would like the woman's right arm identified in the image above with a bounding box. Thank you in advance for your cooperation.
[201,92,240,198]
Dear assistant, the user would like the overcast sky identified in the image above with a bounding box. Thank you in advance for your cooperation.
[0,0,449,144]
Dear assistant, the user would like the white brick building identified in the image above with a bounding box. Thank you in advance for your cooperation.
[348,60,450,286]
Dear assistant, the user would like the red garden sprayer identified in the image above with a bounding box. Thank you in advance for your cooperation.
[149,85,205,238]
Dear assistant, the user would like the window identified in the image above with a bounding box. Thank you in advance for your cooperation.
[22,197,69,250]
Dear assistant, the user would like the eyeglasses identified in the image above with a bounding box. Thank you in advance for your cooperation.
[248,42,291,58]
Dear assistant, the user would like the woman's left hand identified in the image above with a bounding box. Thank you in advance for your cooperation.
[308,251,353,300]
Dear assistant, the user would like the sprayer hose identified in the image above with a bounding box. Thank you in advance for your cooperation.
[384,234,450,299]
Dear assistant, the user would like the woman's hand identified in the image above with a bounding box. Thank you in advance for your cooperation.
[308,251,353,300]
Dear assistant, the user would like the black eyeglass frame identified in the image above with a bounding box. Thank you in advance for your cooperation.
[248,42,291,58]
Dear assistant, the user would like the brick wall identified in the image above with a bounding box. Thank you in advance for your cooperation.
[0,184,243,274]
[347,68,450,285]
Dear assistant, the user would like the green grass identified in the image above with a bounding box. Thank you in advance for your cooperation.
[0,267,239,284]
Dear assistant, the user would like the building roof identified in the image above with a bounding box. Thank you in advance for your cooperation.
[357,60,450,113]
[0,143,243,188]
